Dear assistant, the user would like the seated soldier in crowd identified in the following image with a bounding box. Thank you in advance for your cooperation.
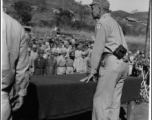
[34,50,47,75]
[66,51,75,74]
[57,49,67,75]
[47,51,57,75]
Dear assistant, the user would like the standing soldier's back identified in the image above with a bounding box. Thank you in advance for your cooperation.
[2,12,29,120]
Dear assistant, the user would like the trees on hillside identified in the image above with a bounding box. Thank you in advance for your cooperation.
[55,8,74,27]
[76,2,90,22]
[14,1,32,25]
[37,0,47,12]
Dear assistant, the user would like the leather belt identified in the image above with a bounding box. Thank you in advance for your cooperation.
[102,52,113,60]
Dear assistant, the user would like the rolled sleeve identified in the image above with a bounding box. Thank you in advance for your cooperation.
[15,29,29,96]
[90,24,107,74]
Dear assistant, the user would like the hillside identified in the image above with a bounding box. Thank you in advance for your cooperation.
[4,0,148,36]
[111,10,131,18]
[4,0,148,22]
[128,12,148,21]
[4,0,37,5]
[111,10,148,21]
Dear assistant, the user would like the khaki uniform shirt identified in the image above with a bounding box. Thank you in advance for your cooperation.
[57,55,66,67]
[34,57,47,75]
[47,57,57,75]
[66,58,74,67]
[90,13,128,74]
[2,13,29,96]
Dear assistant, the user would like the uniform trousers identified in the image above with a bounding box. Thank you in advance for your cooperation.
[34,68,45,75]
[92,55,129,120]
[1,91,12,120]
[66,67,74,74]
[57,67,66,75]
[47,67,56,75]
[129,64,133,75]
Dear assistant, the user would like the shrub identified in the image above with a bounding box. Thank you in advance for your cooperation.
[14,1,32,25]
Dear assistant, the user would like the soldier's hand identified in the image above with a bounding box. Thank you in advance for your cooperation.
[12,96,24,112]
[80,73,95,83]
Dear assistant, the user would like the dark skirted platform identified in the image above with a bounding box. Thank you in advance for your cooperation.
[14,74,142,120]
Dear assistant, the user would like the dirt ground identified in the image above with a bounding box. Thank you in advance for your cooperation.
[133,102,149,120]
[52,102,149,120]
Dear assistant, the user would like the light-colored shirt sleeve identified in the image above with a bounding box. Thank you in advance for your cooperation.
[90,23,107,74]
[16,29,29,97]
[2,13,29,97]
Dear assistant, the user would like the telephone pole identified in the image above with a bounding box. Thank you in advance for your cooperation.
[144,0,151,59]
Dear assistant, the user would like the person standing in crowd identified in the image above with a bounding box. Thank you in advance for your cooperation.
[128,51,134,76]
[47,51,57,75]
[40,40,47,50]
[2,12,29,120]
[87,43,93,58]
[43,39,51,59]
[56,49,67,75]
[81,0,129,120]
[34,50,47,75]
[79,51,90,73]
[65,41,72,58]
[56,44,61,56]
[66,51,75,74]
[73,43,83,73]
[29,45,38,76]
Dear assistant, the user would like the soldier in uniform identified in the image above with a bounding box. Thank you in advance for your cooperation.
[81,0,129,120]
[29,45,38,76]
[56,49,67,75]
[2,12,29,120]
[34,50,47,75]
[73,43,83,73]
[79,51,90,73]
[66,51,75,74]
[47,51,57,75]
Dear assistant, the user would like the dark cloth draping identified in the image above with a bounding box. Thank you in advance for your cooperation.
[13,74,142,120]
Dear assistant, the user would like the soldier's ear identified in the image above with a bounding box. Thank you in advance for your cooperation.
[98,6,101,13]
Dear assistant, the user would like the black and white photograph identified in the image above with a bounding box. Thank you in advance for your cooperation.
[1,0,151,120]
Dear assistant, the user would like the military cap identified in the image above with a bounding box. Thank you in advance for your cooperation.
[38,40,43,44]
[28,47,31,52]
[50,50,55,55]
[38,50,44,54]
[61,48,67,54]
[69,51,75,56]
[82,51,89,57]
[81,52,86,56]
[53,49,58,54]
[71,39,76,44]
[90,0,110,10]
[32,44,37,48]
[64,40,69,45]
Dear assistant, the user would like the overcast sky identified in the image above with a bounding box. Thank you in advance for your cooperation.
[75,0,149,12]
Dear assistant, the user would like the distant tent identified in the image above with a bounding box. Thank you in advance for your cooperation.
[125,17,137,22]
[23,26,32,32]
